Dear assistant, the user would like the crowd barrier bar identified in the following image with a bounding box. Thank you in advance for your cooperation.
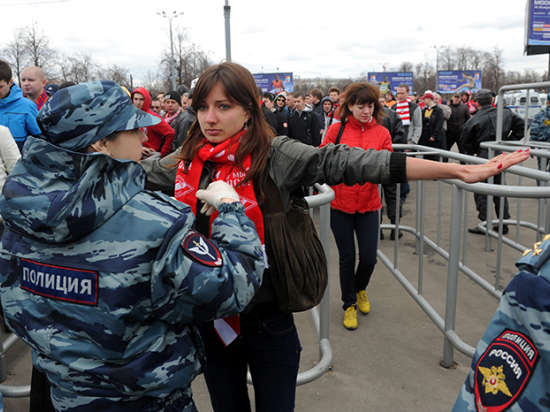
[381,144,550,367]
[247,183,334,386]
[496,81,550,142]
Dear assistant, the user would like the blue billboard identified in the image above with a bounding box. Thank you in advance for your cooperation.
[436,70,482,94]
[525,0,550,55]
[253,72,294,94]
[367,72,414,94]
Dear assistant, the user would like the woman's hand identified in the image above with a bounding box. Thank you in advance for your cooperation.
[406,149,530,182]
[458,149,530,183]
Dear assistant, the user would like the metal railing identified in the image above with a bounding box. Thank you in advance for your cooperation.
[246,183,335,386]
[0,331,30,397]
[379,143,550,367]
[496,81,550,141]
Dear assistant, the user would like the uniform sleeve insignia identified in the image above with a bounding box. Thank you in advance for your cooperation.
[474,330,539,412]
[181,231,223,267]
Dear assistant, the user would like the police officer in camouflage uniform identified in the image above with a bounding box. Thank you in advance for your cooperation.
[530,93,550,173]
[453,236,550,411]
[0,80,265,412]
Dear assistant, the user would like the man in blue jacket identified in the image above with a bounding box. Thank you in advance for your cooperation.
[0,60,41,152]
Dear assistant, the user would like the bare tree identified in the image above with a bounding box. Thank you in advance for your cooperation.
[438,47,455,70]
[22,23,56,73]
[97,65,131,89]
[398,62,414,72]
[480,47,505,91]
[58,54,96,84]
[160,26,212,90]
[2,28,28,84]
[414,62,435,92]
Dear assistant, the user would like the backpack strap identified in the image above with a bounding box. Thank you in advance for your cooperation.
[335,120,347,145]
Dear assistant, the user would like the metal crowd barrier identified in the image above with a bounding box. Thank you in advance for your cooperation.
[496,80,550,142]
[300,183,334,384]
[379,143,550,368]
[246,183,334,386]
[0,330,30,397]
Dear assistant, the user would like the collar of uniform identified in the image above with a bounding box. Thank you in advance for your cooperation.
[516,234,550,278]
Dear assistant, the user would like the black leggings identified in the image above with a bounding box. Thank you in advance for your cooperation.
[330,209,379,310]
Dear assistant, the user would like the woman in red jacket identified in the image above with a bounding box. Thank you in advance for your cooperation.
[321,82,392,331]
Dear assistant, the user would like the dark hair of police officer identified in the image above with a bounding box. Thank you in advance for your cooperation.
[0,60,12,83]
[474,89,493,107]
[338,82,386,124]
[180,62,274,189]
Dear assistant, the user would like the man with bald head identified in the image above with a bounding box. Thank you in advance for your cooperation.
[0,60,41,152]
[21,66,48,111]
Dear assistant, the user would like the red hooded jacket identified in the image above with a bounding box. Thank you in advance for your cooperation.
[131,87,175,157]
[320,115,393,213]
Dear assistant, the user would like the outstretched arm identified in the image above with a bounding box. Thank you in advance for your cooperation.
[406,149,530,183]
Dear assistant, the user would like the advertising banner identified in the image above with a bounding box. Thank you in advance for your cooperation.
[253,72,294,94]
[436,70,482,94]
[367,72,414,94]
[525,0,550,55]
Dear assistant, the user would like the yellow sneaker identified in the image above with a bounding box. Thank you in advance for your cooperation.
[356,290,371,314]
[343,305,358,330]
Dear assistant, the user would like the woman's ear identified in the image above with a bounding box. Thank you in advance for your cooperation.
[88,138,109,155]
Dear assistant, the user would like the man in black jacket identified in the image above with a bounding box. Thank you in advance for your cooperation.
[447,93,470,152]
[419,91,445,161]
[288,94,322,146]
[261,92,279,134]
[460,89,524,234]
[170,90,196,150]
[381,104,406,239]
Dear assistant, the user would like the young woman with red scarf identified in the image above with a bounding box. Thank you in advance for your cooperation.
[172,62,529,412]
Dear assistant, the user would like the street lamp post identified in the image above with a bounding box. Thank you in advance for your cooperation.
[158,10,183,90]
[433,45,440,92]
[224,0,231,61]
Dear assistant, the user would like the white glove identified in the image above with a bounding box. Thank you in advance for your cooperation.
[196,181,240,215]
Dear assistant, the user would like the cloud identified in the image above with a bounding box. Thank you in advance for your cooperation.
[461,15,523,31]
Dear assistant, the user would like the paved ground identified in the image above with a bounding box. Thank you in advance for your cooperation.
[1,157,543,411]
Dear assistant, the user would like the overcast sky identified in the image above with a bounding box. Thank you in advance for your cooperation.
[0,0,548,86]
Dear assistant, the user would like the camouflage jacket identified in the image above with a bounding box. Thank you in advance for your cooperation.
[453,236,550,412]
[530,107,550,142]
[0,137,264,411]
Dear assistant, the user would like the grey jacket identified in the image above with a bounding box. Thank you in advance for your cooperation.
[141,135,406,210]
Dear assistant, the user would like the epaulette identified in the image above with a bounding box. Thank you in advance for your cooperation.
[516,234,550,275]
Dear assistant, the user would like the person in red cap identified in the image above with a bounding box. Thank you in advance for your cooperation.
[418,91,445,161]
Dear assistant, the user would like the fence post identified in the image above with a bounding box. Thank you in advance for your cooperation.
[441,185,464,368]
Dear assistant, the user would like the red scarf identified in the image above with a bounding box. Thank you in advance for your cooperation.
[165,108,182,125]
[36,91,49,111]
[175,130,265,346]
[175,129,265,244]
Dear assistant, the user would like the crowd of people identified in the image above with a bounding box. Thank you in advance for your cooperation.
[0,56,542,411]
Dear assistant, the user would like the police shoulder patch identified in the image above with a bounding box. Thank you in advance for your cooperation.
[19,258,98,306]
[181,231,223,267]
[474,329,539,412]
